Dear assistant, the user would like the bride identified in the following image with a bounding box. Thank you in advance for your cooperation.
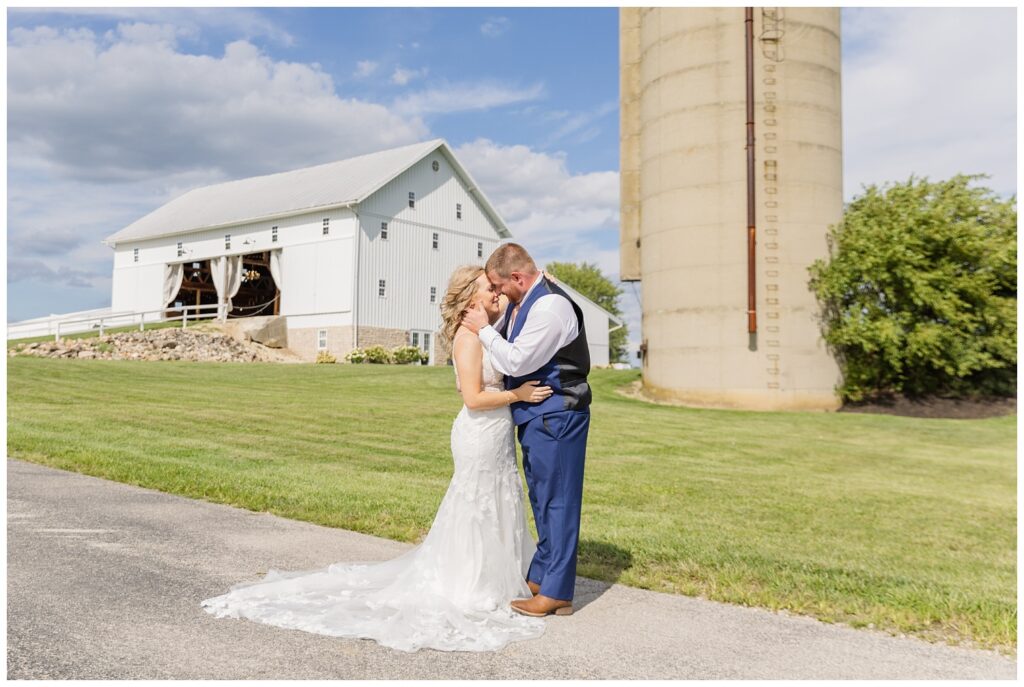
[200,265,552,652]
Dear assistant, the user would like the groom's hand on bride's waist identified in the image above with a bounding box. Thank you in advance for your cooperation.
[462,303,490,334]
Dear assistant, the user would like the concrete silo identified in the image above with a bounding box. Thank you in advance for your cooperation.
[620,7,844,411]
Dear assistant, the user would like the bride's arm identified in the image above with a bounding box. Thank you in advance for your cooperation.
[454,332,551,410]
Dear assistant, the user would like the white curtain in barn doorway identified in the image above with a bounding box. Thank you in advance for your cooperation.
[210,255,244,313]
[209,256,227,309]
[269,249,282,293]
[163,262,185,307]
[225,255,243,308]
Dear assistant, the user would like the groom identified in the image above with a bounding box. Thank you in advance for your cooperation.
[462,243,591,617]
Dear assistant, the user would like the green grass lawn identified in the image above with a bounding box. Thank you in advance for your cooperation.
[6,355,1016,655]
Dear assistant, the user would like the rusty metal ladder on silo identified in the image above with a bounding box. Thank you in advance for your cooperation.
[759,7,785,389]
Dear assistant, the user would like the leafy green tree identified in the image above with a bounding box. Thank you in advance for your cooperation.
[808,174,1016,401]
[545,261,629,363]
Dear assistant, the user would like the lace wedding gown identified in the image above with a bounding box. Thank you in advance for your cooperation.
[200,344,544,652]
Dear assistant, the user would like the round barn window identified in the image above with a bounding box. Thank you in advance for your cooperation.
[431,160,439,172]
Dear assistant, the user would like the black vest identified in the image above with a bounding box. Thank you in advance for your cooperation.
[500,276,591,424]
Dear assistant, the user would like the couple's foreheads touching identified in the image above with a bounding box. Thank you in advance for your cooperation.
[440,243,540,352]
[485,243,540,288]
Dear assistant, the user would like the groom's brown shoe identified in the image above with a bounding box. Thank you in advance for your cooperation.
[511,594,573,617]
[527,580,541,596]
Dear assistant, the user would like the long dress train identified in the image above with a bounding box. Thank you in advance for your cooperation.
[200,346,544,652]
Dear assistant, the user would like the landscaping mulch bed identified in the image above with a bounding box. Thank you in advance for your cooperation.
[839,394,1016,419]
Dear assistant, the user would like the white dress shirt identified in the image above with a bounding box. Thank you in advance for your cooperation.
[479,275,580,377]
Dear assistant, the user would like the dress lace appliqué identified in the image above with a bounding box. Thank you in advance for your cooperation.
[200,346,543,652]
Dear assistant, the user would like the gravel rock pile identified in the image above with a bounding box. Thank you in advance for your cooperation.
[10,326,299,363]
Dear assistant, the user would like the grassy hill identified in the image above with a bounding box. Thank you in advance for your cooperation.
[6,356,1016,655]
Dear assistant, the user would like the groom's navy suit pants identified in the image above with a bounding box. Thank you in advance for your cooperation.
[518,408,590,601]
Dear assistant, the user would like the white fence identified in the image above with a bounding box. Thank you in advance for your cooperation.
[7,303,228,342]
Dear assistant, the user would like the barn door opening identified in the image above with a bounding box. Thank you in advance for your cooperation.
[166,260,218,320]
[165,251,280,321]
[225,251,280,318]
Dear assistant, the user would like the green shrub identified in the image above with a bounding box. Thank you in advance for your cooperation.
[363,345,392,364]
[344,345,427,365]
[391,345,424,365]
[808,174,1016,401]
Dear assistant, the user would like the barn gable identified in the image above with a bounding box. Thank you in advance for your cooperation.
[102,139,510,247]
[355,151,508,336]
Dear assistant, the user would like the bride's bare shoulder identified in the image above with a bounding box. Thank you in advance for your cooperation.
[453,326,481,348]
[452,328,482,369]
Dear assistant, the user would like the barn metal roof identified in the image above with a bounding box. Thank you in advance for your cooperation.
[103,139,511,245]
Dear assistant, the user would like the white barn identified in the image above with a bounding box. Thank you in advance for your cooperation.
[101,139,621,365]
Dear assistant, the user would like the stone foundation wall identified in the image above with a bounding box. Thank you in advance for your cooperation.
[433,336,451,367]
[288,324,447,365]
[357,326,409,351]
[358,326,447,366]
[288,326,354,362]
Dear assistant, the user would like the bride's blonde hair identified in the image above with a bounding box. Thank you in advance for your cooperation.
[439,265,486,356]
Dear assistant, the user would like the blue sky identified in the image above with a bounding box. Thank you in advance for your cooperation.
[6,7,1017,363]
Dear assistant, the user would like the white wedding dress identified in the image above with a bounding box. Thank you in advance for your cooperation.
[200,344,545,652]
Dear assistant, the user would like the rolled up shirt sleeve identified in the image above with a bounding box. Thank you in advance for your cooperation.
[479,296,579,377]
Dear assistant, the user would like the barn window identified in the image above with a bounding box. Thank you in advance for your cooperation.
[177,242,183,257]
[133,248,139,263]
[317,329,327,351]
[456,203,462,220]
[429,286,437,304]
[423,332,431,353]
[272,226,278,243]
[380,222,389,240]
[322,218,330,235]
[432,233,439,250]
[378,279,386,298]
[432,160,439,172]
[477,242,483,258]
[225,233,231,250]
[411,332,419,347]
[408,192,415,209]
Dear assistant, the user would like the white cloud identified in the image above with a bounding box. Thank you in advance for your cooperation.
[7,167,226,295]
[8,258,107,289]
[7,22,431,298]
[394,81,544,116]
[105,21,187,45]
[541,101,618,147]
[842,8,1016,198]
[8,24,428,183]
[354,59,378,78]
[8,7,295,46]
[390,65,428,86]
[454,138,619,257]
[480,17,510,38]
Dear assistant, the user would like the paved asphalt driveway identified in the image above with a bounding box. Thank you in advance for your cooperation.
[7,459,1017,679]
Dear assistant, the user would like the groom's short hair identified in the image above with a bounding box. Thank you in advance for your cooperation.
[486,243,538,278]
